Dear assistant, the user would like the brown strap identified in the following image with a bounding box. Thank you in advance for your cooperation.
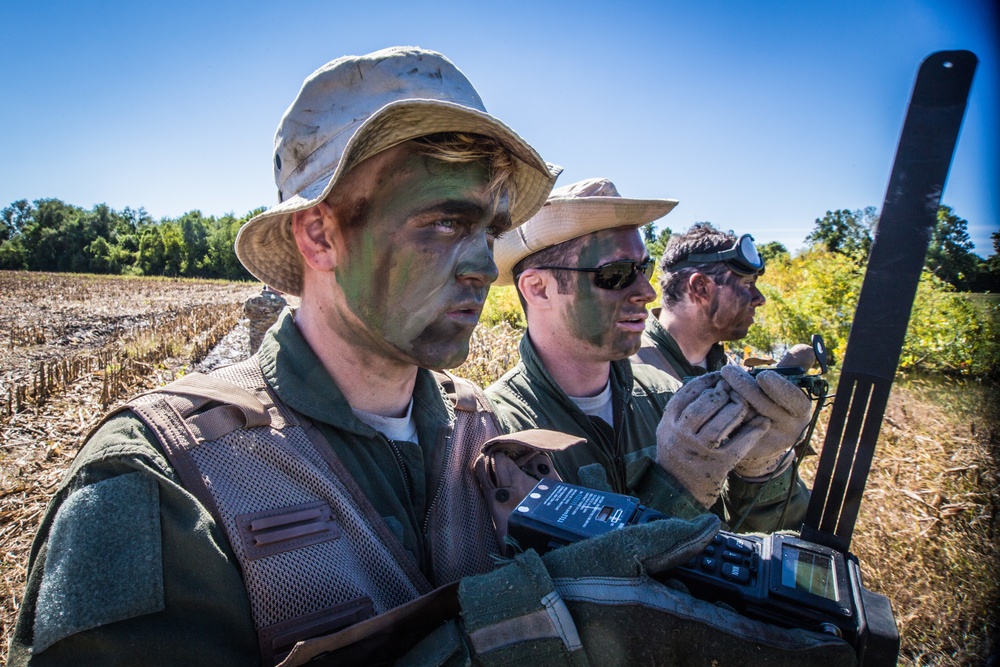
[432,370,479,412]
[276,582,460,667]
[295,417,433,595]
[128,398,229,534]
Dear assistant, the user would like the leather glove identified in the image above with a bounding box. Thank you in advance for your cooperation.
[720,366,812,478]
[655,373,772,508]
[778,343,816,371]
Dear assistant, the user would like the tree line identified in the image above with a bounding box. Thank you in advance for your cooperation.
[2,197,997,293]
[0,198,260,281]
[644,205,999,293]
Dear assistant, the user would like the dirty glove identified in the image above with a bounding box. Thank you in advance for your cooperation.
[720,366,812,478]
[655,373,772,508]
[455,514,720,666]
[778,343,816,371]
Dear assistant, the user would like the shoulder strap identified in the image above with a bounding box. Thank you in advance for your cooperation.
[123,371,278,556]
[432,370,479,412]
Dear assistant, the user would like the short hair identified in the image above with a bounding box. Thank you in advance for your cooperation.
[510,235,590,312]
[658,224,742,306]
[414,132,519,219]
[327,132,519,232]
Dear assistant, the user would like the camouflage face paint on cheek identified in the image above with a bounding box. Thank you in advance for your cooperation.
[330,147,496,368]
[563,233,626,347]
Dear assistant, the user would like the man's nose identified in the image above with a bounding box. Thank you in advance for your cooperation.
[456,233,499,286]
[751,286,766,306]
[630,271,657,305]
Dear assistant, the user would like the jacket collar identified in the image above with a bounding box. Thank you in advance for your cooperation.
[259,310,451,437]
[517,330,635,409]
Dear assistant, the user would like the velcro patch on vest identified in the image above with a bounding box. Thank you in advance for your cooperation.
[236,501,341,560]
[34,472,164,653]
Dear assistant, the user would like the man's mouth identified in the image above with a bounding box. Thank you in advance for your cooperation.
[446,303,484,326]
[617,311,647,333]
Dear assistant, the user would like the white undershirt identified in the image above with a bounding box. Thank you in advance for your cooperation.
[352,399,419,444]
[569,379,614,427]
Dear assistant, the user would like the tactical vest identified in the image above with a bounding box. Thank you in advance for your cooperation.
[123,358,503,665]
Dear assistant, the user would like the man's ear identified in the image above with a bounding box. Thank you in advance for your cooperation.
[517,269,555,310]
[687,272,717,304]
[292,201,340,271]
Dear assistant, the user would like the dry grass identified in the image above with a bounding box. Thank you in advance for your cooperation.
[0,273,996,666]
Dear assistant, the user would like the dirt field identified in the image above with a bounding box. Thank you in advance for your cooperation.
[1,271,997,665]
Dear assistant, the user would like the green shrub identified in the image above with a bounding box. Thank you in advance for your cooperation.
[741,249,998,376]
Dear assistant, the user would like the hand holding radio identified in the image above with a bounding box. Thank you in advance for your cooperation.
[720,366,812,478]
[655,372,772,508]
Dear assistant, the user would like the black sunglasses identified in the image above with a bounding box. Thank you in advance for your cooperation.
[534,260,655,290]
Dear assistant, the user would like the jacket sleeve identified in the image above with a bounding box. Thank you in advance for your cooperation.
[720,465,811,533]
[6,413,258,667]
[622,453,810,534]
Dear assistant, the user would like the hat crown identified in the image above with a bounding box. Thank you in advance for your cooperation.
[273,46,486,202]
[550,177,622,201]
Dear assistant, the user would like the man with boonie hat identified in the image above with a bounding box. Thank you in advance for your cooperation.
[9,48,774,666]
[487,179,813,533]
[633,224,815,530]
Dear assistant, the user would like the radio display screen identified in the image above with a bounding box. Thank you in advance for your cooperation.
[781,545,839,602]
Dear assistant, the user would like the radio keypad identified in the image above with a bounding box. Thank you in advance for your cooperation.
[683,533,759,588]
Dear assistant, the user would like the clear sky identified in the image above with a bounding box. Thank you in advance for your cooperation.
[1,0,997,256]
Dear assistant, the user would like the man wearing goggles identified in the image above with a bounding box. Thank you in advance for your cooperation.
[486,180,810,533]
[632,224,813,531]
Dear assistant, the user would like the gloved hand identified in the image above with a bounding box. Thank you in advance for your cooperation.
[655,372,772,508]
[720,366,812,478]
[778,343,816,371]
[456,513,720,665]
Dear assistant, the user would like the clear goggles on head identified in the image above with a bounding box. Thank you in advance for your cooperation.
[667,234,765,276]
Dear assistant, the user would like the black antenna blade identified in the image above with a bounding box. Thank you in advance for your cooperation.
[804,51,977,548]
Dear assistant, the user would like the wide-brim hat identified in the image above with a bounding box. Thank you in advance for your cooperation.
[235,46,562,296]
[494,177,678,286]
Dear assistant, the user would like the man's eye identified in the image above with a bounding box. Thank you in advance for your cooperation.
[434,219,457,230]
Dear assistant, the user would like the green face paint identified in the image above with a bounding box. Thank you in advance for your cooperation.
[562,228,656,361]
[332,145,507,369]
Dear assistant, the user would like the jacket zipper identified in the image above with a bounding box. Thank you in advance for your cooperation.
[386,438,412,497]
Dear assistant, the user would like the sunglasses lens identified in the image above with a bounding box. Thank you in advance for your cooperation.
[593,261,651,290]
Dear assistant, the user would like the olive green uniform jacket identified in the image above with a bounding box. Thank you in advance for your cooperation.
[487,333,809,532]
[8,312,479,666]
[632,310,732,381]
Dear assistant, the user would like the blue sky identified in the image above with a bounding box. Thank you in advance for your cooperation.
[1,0,996,256]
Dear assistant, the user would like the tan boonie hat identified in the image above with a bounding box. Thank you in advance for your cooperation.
[493,177,678,286]
[235,46,562,296]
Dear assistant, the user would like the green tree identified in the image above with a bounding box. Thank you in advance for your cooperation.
[757,241,789,265]
[1,199,31,243]
[642,222,673,259]
[925,206,981,290]
[804,207,877,262]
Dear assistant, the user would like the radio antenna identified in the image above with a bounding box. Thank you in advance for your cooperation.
[803,50,977,551]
